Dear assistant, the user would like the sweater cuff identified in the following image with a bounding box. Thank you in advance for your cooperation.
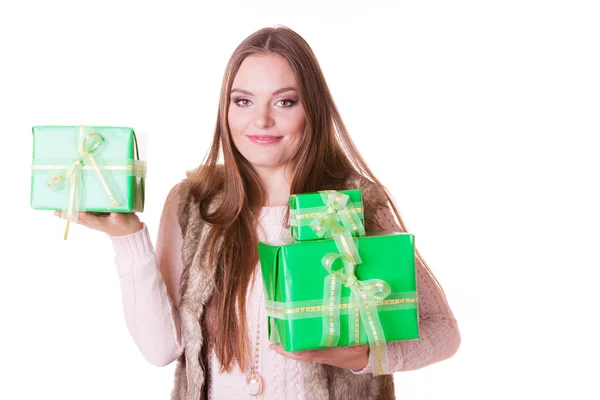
[107,223,153,261]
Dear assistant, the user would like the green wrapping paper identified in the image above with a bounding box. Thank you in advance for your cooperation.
[258,231,419,373]
[30,125,146,239]
[288,189,365,241]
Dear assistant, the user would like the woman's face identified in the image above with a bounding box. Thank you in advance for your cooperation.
[228,53,306,171]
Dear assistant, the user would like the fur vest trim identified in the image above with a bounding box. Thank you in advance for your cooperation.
[171,169,396,400]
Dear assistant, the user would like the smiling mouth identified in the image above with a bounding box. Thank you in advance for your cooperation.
[247,135,283,145]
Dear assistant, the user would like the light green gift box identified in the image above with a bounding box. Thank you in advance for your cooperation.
[288,189,365,241]
[258,231,419,355]
[30,126,146,215]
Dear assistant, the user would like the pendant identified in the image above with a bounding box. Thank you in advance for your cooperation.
[245,371,263,396]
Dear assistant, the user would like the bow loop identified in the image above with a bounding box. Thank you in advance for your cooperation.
[81,132,103,154]
[308,190,364,239]
[322,190,350,212]
[321,252,391,301]
[319,249,392,375]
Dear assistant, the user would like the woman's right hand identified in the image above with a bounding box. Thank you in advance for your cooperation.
[53,211,144,237]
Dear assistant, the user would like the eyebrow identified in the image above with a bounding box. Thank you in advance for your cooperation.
[230,87,297,96]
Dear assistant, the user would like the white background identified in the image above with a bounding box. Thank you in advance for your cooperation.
[1,1,599,399]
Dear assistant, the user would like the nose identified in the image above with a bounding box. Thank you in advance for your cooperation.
[252,103,274,129]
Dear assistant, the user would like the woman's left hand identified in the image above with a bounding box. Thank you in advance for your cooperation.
[269,343,369,371]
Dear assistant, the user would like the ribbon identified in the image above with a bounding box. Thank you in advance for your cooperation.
[264,292,418,320]
[310,190,365,237]
[289,190,365,263]
[289,190,365,237]
[46,126,120,240]
[285,190,399,374]
[320,250,392,376]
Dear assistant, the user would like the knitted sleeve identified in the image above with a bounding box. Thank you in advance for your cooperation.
[352,204,461,374]
[108,183,185,366]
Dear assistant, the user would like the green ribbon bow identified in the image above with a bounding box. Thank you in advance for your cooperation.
[289,190,365,238]
[307,190,365,264]
[310,190,365,236]
[320,250,392,376]
[48,127,119,240]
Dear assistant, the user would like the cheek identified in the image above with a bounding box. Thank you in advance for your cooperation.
[227,111,245,152]
[281,108,306,134]
[228,108,247,136]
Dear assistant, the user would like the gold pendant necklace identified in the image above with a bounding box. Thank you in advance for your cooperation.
[245,289,264,396]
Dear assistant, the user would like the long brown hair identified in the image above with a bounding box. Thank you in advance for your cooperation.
[187,25,447,373]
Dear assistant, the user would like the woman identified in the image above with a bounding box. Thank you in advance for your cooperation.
[58,26,460,400]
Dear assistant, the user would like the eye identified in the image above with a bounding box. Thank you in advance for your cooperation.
[233,97,252,107]
[276,99,296,108]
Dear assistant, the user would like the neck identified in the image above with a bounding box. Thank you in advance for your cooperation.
[253,163,293,207]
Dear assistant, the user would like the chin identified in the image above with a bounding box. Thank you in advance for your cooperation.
[247,159,285,169]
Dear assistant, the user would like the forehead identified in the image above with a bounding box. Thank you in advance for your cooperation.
[232,53,297,93]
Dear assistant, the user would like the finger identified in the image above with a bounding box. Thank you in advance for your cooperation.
[269,345,308,361]
[72,213,92,228]
[270,344,333,363]
[53,210,89,230]
[77,212,105,228]
[294,348,331,363]
[344,344,369,353]
[269,344,290,357]
[53,211,85,220]
[54,210,87,223]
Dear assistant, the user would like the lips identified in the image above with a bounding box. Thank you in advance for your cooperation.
[247,135,283,145]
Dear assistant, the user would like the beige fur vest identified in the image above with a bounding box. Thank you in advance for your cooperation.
[170,171,397,400]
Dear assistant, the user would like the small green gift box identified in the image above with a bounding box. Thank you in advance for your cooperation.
[31,125,146,238]
[288,189,365,241]
[258,231,419,375]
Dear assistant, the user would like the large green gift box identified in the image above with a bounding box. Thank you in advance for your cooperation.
[30,125,146,214]
[258,231,419,355]
[288,189,365,241]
